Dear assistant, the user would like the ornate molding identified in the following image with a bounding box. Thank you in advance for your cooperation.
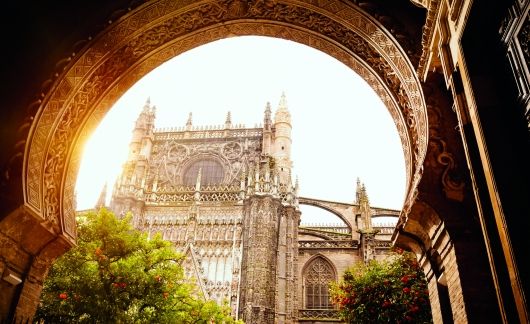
[298,309,341,321]
[426,100,465,202]
[298,240,358,249]
[416,0,441,79]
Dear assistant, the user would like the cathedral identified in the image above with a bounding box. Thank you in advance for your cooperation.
[109,95,399,323]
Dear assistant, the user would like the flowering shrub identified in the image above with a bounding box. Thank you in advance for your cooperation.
[35,208,239,323]
[330,248,433,323]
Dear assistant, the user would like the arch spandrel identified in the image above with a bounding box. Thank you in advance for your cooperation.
[24,0,427,240]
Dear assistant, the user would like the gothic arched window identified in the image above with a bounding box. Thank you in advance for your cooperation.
[183,159,224,186]
[304,257,335,309]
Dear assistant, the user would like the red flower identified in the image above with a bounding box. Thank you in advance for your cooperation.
[403,287,411,294]
[155,275,161,282]
[401,275,409,284]
[410,305,420,313]
[95,247,102,256]
[112,282,119,288]
[382,300,392,308]
[120,282,127,288]
[163,292,169,299]
[59,293,68,300]
[383,279,390,286]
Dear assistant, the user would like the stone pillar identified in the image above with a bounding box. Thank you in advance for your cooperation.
[0,206,73,322]
[239,196,281,323]
[274,206,300,324]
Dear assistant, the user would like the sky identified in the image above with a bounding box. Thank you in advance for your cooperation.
[75,36,406,224]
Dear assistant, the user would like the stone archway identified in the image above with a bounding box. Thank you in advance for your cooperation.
[24,0,427,244]
[1,1,527,323]
[14,0,428,321]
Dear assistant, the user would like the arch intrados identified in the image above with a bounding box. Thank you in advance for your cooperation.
[299,201,352,231]
[23,0,427,242]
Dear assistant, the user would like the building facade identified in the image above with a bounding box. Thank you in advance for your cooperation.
[109,96,398,323]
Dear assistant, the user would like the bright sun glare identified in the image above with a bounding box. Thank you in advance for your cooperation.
[75,36,406,223]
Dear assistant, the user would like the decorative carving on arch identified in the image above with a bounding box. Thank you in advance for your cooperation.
[396,199,443,253]
[23,0,427,242]
[426,103,465,202]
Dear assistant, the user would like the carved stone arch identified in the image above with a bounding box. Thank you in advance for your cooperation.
[22,0,427,244]
[396,199,443,253]
[302,254,338,279]
[302,254,338,310]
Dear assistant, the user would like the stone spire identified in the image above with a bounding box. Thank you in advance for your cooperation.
[262,102,273,155]
[186,112,193,130]
[264,102,272,130]
[359,183,371,230]
[143,96,150,111]
[128,98,156,161]
[272,92,293,185]
[274,91,291,124]
[355,177,362,204]
[95,182,107,210]
[225,111,232,129]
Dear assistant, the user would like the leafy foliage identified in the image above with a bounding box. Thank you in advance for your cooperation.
[330,248,433,323]
[35,208,240,323]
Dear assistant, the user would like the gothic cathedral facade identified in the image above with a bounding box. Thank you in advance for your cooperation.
[109,95,398,323]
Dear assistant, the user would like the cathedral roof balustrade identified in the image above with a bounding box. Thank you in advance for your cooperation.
[298,240,359,249]
[144,213,243,226]
[153,127,263,141]
[372,226,395,234]
[299,223,351,235]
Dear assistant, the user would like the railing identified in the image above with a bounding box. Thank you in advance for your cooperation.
[372,226,395,234]
[154,127,263,140]
[300,225,351,234]
[298,309,341,321]
[299,240,358,249]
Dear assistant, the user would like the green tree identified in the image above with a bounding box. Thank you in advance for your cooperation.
[330,248,433,323]
[35,208,240,323]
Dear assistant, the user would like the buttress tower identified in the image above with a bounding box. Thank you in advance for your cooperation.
[239,93,300,324]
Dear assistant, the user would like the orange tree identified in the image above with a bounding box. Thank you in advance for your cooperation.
[35,208,239,323]
[330,248,433,323]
